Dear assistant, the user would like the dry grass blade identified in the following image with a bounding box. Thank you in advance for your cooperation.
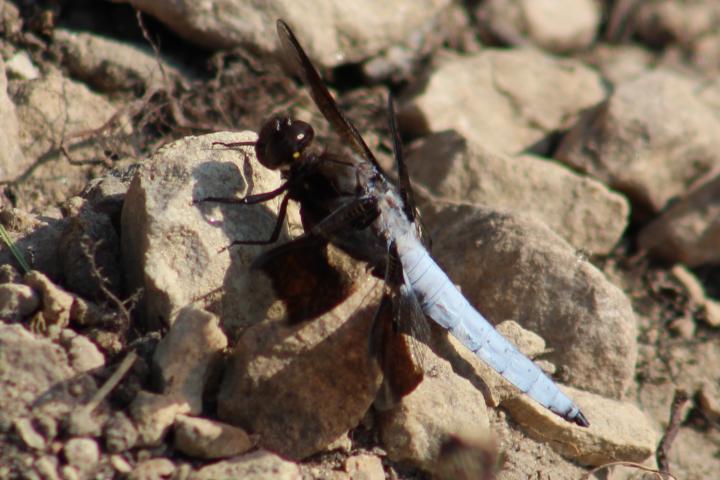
[0,224,31,273]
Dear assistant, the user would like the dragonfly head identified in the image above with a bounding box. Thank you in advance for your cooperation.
[255,116,314,171]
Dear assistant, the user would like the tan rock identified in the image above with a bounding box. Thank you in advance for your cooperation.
[23,271,74,329]
[110,0,452,67]
[190,450,300,480]
[379,344,490,471]
[153,307,227,414]
[121,131,284,333]
[0,283,39,321]
[129,458,175,480]
[503,387,658,466]
[400,48,604,156]
[218,271,383,460]
[406,133,629,255]
[174,415,256,459]
[129,391,190,447]
[557,70,720,214]
[428,204,637,399]
[480,0,599,52]
[639,170,720,267]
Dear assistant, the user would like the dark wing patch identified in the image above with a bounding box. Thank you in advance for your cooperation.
[387,94,432,250]
[276,20,384,173]
[370,293,424,410]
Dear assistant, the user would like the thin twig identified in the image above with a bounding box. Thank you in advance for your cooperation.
[656,389,689,474]
[84,351,138,412]
[80,235,141,325]
[580,460,677,480]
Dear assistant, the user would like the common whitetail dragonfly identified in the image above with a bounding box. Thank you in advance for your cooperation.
[201,19,589,427]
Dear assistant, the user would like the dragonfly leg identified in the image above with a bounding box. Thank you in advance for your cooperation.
[194,180,291,206]
[222,193,291,250]
[212,140,256,149]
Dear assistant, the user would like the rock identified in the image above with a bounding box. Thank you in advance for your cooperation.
[58,195,123,302]
[0,283,39,321]
[13,417,46,450]
[342,454,385,480]
[60,466,80,480]
[217,271,383,460]
[11,68,129,209]
[664,425,720,480]
[434,435,498,480]
[0,324,74,423]
[104,411,138,453]
[53,28,180,91]
[556,69,720,215]
[503,386,659,466]
[379,344,490,471]
[432,320,555,419]
[692,31,720,71]
[399,48,604,156]
[496,320,546,357]
[635,0,720,48]
[638,170,720,267]
[190,450,300,480]
[492,413,592,479]
[5,51,39,80]
[0,264,21,283]
[0,208,66,280]
[698,381,720,423]
[0,1,22,40]
[65,407,103,438]
[58,172,130,303]
[64,334,106,373]
[153,307,227,414]
[129,458,176,480]
[427,204,637,399]
[586,44,655,87]
[361,6,463,82]
[121,131,285,333]
[63,437,100,474]
[406,131,629,255]
[111,0,452,67]
[23,271,75,330]
[109,454,133,474]
[668,316,696,339]
[325,432,352,453]
[35,456,61,480]
[479,0,599,52]
[0,57,27,183]
[705,301,720,328]
[173,414,256,459]
[129,390,189,447]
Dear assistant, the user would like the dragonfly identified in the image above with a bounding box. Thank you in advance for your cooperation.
[201,19,589,428]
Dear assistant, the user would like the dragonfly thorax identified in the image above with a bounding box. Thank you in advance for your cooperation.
[255,116,314,171]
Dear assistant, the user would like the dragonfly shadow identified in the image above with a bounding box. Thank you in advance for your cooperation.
[253,243,358,325]
[190,158,288,335]
[217,265,384,460]
[428,326,494,405]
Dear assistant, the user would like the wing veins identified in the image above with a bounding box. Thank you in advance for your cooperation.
[276,20,384,173]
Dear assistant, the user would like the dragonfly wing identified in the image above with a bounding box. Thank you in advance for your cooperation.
[369,291,424,411]
[369,241,431,409]
[276,20,384,173]
[388,93,432,250]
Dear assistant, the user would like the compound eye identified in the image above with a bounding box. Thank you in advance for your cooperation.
[289,122,314,157]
